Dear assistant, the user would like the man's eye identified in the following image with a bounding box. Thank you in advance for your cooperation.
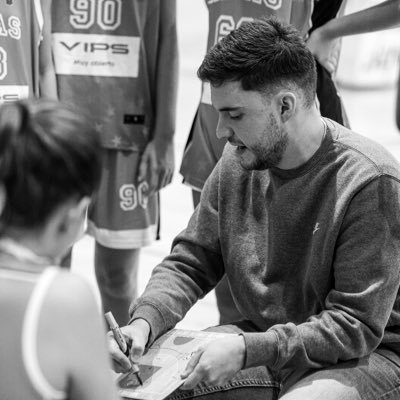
[229,114,242,120]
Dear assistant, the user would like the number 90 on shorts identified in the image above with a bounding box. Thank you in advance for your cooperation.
[87,150,159,249]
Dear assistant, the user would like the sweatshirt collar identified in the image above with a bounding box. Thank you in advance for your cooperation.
[269,118,336,180]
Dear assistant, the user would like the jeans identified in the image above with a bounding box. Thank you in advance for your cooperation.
[166,322,400,400]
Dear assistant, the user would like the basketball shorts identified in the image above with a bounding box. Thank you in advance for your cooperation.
[87,149,159,249]
[179,59,348,192]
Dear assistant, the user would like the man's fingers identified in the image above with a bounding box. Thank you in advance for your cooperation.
[138,151,149,182]
[107,332,132,372]
[149,158,158,191]
[181,349,202,379]
[129,342,145,363]
[157,170,168,191]
[180,349,205,390]
[181,372,204,390]
[161,169,173,189]
[112,359,130,374]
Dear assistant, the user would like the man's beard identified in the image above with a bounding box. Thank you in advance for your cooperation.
[240,114,288,171]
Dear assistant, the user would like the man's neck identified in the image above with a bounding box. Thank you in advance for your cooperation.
[278,110,325,170]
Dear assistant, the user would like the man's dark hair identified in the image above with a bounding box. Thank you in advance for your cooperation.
[198,16,317,108]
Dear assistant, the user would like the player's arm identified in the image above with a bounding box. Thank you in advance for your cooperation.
[39,272,120,400]
[39,0,58,99]
[307,0,400,73]
[138,0,179,193]
[317,0,400,38]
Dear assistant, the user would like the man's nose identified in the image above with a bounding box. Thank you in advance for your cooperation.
[216,119,233,140]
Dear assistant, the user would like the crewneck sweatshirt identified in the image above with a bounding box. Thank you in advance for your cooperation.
[131,119,400,370]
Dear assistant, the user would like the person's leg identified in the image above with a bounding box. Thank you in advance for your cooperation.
[88,149,159,325]
[279,347,400,400]
[166,322,280,400]
[94,243,140,325]
[165,367,279,400]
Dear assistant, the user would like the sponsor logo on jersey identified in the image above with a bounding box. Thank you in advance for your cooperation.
[59,41,129,55]
[52,33,140,78]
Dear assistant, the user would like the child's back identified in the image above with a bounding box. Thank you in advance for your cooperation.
[0,100,119,400]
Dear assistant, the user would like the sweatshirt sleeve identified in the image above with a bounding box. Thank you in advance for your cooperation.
[242,175,400,369]
[129,162,225,344]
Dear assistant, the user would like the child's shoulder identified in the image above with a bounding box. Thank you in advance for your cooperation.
[37,270,104,394]
[46,270,98,315]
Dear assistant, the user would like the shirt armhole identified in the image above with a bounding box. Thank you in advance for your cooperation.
[22,267,67,400]
[33,0,44,39]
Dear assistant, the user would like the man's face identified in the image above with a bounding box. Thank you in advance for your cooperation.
[211,81,288,170]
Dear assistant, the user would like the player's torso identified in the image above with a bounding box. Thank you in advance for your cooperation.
[52,0,161,150]
[0,0,42,103]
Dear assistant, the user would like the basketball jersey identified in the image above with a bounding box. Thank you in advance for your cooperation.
[0,0,43,103]
[51,0,162,151]
[0,255,66,400]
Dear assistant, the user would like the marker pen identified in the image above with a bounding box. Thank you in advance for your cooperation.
[105,311,143,386]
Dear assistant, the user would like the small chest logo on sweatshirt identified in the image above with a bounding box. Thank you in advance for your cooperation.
[313,222,320,235]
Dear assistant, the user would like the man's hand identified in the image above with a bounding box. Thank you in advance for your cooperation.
[138,139,174,196]
[307,26,342,75]
[107,318,151,373]
[180,335,246,390]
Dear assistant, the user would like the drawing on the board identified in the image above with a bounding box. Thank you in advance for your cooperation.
[116,329,233,400]
[172,336,195,346]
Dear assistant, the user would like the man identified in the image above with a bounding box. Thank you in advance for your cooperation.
[179,0,346,209]
[179,0,349,324]
[0,0,57,102]
[51,0,178,325]
[110,18,400,399]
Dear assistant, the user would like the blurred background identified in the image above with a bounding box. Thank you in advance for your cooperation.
[72,0,400,330]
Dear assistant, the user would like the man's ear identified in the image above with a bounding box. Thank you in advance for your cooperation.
[276,92,296,123]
